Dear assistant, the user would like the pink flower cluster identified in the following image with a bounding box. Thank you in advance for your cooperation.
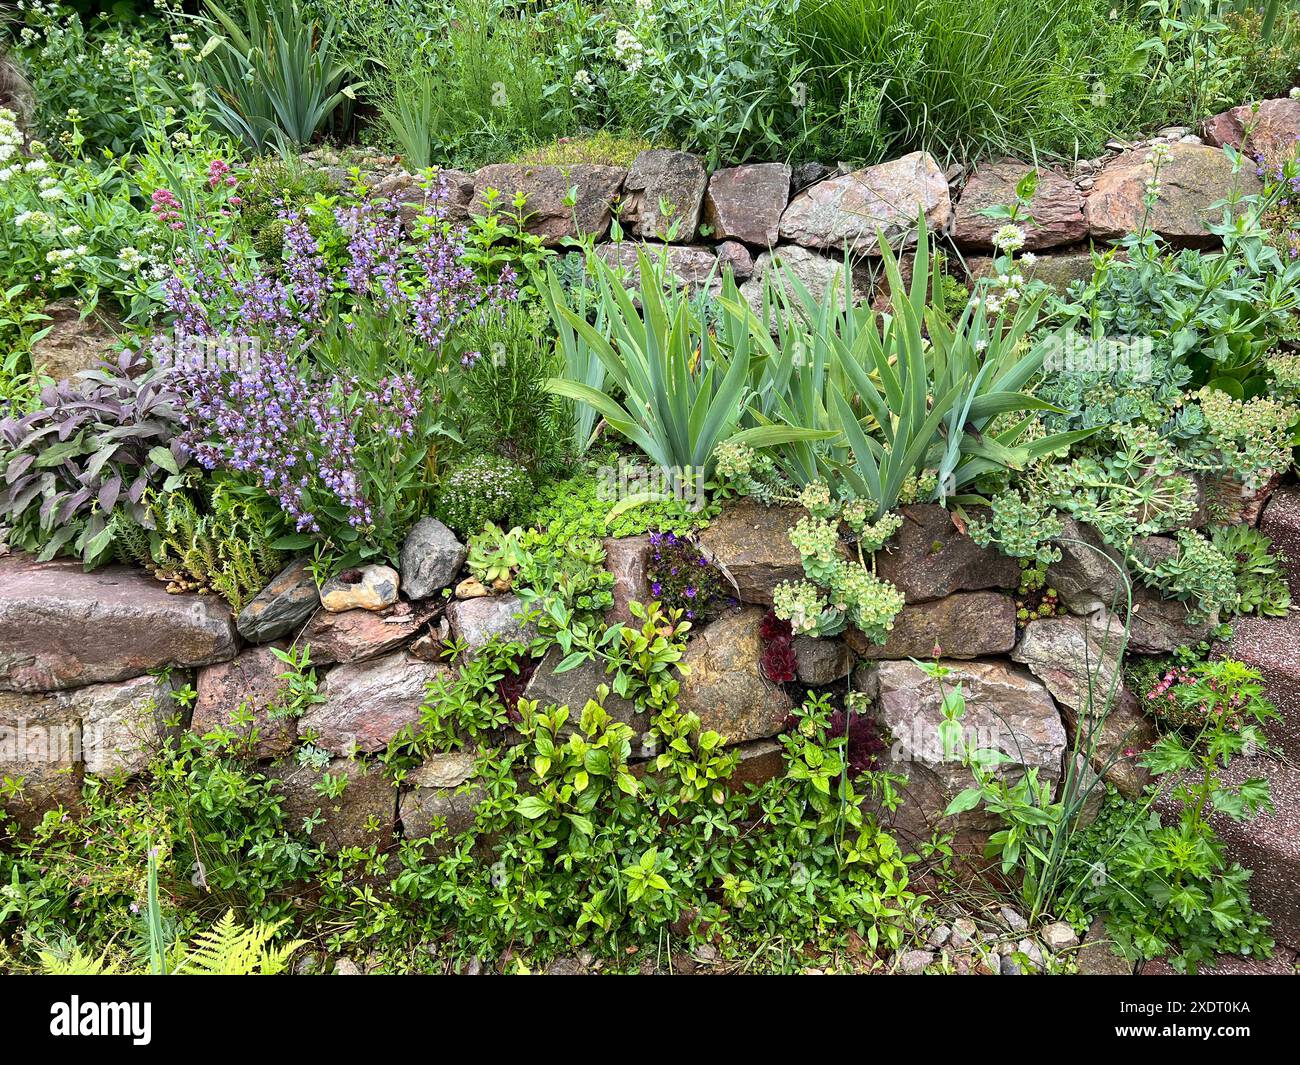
[151,187,183,230]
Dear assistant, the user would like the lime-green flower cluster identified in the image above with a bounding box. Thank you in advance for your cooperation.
[1197,387,1299,491]
[773,482,905,643]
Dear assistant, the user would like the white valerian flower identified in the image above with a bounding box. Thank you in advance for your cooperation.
[572,68,593,91]
[39,185,65,201]
[25,158,49,174]
[991,224,1026,253]
[0,167,15,183]
[1021,251,1038,266]
[60,224,81,238]
[117,247,145,273]
[1291,87,1300,100]
[614,28,645,73]
[170,33,193,55]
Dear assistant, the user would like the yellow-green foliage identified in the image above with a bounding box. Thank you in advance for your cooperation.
[114,482,284,612]
[512,132,655,169]
[39,911,304,975]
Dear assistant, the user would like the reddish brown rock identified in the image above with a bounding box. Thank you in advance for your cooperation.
[867,659,1066,854]
[473,163,624,246]
[953,161,1086,251]
[0,554,238,693]
[1202,98,1300,168]
[1084,143,1261,245]
[676,607,793,745]
[303,652,450,755]
[874,505,1020,604]
[695,500,805,607]
[300,602,432,665]
[702,162,792,247]
[602,535,651,626]
[29,299,123,383]
[850,591,1016,660]
[779,151,952,254]
[623,149,708,241]
[192,643,297,758]
[267,755,396,852]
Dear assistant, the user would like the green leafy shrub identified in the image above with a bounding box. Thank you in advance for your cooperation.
[457,304,567,475]
[1083,659,1277,973]
[11,4,176,157]
[435,453,532,537]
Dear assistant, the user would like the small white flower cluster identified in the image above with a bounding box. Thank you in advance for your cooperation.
[170,32,193,56]
[572,68,593,93]
[1142,142,1170,200]
[614,27,645,74]
[0,108,23,171]
[14,209,55,235]
[991,223,1026,254]
[1290,87,1300,101]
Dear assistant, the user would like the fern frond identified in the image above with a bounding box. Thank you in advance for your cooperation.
[175,910,304,975]
[39,945,122,975]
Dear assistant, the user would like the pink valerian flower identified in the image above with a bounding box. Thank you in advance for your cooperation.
[207,158,238,192]
[151,187,183,230]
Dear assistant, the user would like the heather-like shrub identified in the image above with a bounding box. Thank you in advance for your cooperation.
[436,453,532,537]
[0,350,189,566]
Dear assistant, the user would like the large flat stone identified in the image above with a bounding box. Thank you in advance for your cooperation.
[953,161,1086,251]
[849,591,1016,660]
[300,602,432,665]
[779,151,952,254]
[0,554,237,692]
[473,163,624,246]
[676,607,793,745]
[303,652,450,755]
[875,505,1020,604]
[1084,143,1261,245]
[866,659,1066,854]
